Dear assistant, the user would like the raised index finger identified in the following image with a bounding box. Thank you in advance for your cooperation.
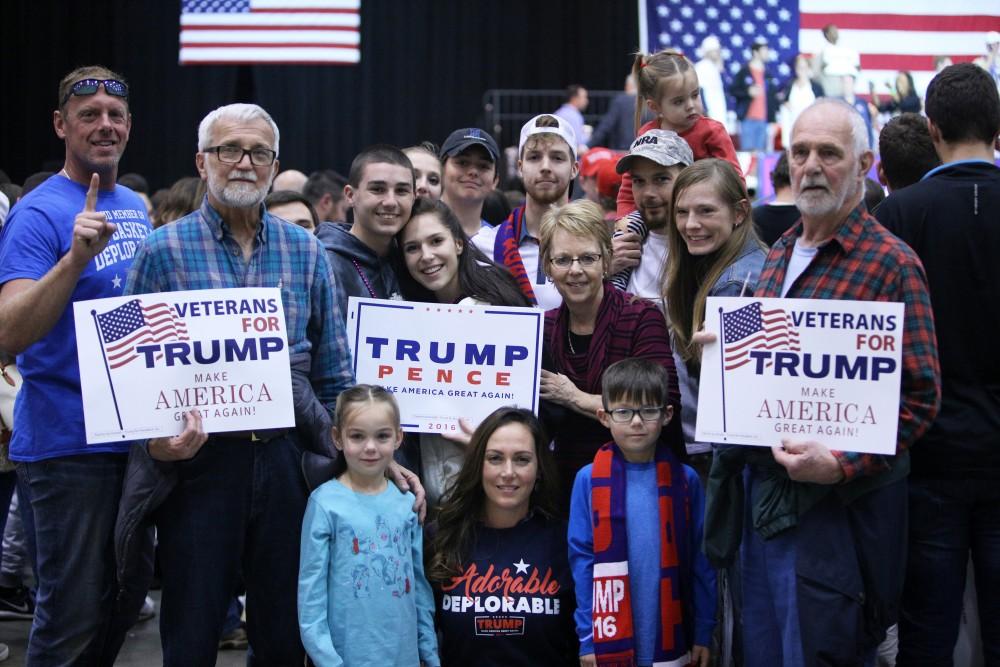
[84,173,100,213]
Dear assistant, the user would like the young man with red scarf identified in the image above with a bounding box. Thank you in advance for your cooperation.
[472,114,579,310]
[568,359,715,667]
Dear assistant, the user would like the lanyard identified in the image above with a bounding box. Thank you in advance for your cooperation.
[351,259,377,298]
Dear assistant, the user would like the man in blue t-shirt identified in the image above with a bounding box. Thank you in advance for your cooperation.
[0,65,154,664]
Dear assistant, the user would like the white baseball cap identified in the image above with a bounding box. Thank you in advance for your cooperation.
[518,114,579,161]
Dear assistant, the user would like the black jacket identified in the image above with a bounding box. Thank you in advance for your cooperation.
[877,161,1000,478]
[114,352,334,619]
[730,63,781,122]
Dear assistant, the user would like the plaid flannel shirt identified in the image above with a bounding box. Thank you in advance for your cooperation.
[757,204,940,481]
[124,199,355,409]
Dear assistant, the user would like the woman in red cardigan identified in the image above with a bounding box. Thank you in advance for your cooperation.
[538,199,682,506]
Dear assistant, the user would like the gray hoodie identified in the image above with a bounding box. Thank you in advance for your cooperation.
[315,222,401,314]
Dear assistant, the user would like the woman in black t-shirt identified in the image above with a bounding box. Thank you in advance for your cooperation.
[426,407,577,667]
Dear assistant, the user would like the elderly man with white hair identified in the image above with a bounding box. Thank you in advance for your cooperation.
[702,98,941,665]
[124,103,432,664]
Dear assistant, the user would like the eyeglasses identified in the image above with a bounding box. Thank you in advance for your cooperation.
[205,145,277,166]
[607,406,665,423]
[549,253,602,269]
[61,79,129,107]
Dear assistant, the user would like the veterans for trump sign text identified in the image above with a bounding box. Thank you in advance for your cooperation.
[696,297,904,455]
[347,297,542,433]
[74,288,294,443]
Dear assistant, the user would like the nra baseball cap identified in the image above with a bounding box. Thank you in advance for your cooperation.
[616,129,694,174]
[518,114,579,161]
[440,128,500,163]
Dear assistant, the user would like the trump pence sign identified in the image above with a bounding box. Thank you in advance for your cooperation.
[696,297,904,455]
[347,297,542,434]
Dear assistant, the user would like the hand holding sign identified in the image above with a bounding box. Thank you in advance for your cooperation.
[70,173,117,269]
[148,409,208,461]
[771,439,845,485]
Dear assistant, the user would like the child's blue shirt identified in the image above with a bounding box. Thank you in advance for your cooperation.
[567,459,717,659]
[298,479,439,666]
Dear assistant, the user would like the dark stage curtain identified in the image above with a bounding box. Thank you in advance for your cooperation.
[2,0,639,190]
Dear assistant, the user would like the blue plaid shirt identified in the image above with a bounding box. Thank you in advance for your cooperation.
[124,198,354,409]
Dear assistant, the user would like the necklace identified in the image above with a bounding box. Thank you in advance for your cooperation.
[351,259,377,298]
[567,326,577,355]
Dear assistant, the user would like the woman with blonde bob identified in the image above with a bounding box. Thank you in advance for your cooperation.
[663,158,767,474]
[538,199,681,504]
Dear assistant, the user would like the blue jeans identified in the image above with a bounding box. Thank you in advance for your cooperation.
[741,468,899,666]
[17,453,128,666]
[740,119,768,152]
[155,434,307,666]
[898,477,1000,666]
[741,469,804,667]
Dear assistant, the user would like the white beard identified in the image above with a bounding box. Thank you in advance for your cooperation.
[208,168,270,208]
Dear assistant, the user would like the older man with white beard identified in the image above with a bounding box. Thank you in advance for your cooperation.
[122,103,356,665]
[702,99,940,665]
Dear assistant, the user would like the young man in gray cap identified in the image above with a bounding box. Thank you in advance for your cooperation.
[609,128,693,304]
[438,128,500,237]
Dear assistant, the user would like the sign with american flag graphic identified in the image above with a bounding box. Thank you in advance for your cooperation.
[696,296,903,454]
[74,288,294,444]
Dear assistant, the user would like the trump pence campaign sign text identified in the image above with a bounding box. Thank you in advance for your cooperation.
[347,297,542,433]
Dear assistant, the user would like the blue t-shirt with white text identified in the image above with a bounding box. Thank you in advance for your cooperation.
[0,174,150,461]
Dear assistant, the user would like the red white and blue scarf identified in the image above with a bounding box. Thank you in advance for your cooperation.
[493,206,537,305]
[590,441,692,666]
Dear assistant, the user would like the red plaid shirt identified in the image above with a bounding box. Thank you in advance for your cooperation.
[757,204,941,481]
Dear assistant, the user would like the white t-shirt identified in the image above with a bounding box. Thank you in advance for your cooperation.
[781,238,819,297]
[626,230,669,310]
[472,225,563,310]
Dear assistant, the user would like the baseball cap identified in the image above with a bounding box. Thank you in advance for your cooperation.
[596,159,623,200]
[518,114,579,161]
[440,128,500,163]
[580,147,617,178]
[616,129,694,174]
[752,36,769,49]
[988,30,1000,45]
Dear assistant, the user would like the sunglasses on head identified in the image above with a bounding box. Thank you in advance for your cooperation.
[61,78,129,107]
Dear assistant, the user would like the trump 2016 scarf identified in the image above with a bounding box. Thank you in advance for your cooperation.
[590,441,691,666]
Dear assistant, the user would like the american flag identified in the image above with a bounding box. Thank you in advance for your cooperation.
[640,0,1000,97]
[95,300,190,370]
[180,0,361,65]
[721,302,800,370]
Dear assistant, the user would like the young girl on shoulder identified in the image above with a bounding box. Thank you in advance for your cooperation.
[298,385,439,667]
[617,49,742,217]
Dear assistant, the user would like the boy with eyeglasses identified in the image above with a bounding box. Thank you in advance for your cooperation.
[568,358,715,667]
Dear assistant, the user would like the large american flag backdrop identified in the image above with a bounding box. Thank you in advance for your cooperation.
[180,0,360,65]
[640,0,1000,96]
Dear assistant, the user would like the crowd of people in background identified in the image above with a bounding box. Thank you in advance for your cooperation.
[0,23,997,667]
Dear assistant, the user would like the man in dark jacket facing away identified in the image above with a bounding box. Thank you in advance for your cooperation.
[876,63,1000,665]
[315,145,415,309]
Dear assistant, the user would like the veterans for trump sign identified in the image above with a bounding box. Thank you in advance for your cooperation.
[347,297,542,434]
[696,297,904,455]
[74,288,294,443]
